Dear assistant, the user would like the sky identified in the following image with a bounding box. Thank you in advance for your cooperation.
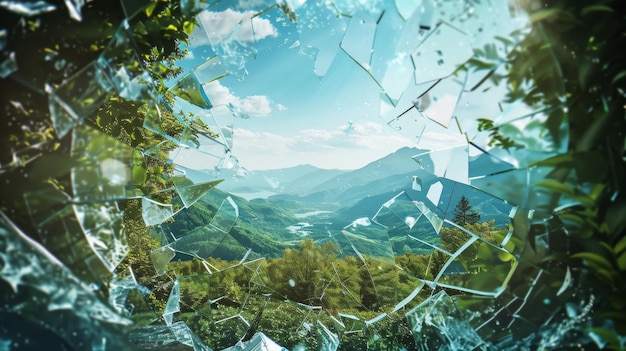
[172,2,479,170]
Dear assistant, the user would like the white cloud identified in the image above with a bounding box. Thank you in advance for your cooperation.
[194,9,278,46]
[239,95,272,116]
[203,81,274,117]
[233,128,293,153]
[232,121,417,169]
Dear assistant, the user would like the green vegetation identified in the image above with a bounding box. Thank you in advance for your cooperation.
[147,193,507,349]
[486,1,626,347]
[162,238,425,350]
[452,195,480,226]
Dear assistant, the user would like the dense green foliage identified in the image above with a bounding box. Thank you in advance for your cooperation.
[151,210,505,349]
[499,1,626,348]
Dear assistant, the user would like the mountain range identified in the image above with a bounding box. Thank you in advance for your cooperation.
[169,147,512,259]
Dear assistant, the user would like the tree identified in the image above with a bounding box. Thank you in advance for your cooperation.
[265,239,338,306]
[480,1,626,347]
[452,196,480,226]
[358,261,378,311]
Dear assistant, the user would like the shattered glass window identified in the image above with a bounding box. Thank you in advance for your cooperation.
[1,0,625,350]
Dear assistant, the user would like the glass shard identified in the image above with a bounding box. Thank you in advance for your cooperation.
[0,51,17,78]
[406,290,485,351]
[71,125,145,202]
[73,201,128,273]
[169,72,212,109]
[46,62,112,137]
[0,0,56,16]
[340,11,376,71]
[98,20,154,102]
[172,175,222,208]
[163,278,181,326]
[142,197,175,226]
[411,21,473,85]
[296,1,347,77]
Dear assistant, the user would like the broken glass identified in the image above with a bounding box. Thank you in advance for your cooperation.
[296,1,347,77]
[411,21,474,85]
[2,0,616,350]
[406,290,485,351]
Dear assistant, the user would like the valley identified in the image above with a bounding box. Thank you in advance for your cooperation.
[163,147,513,261]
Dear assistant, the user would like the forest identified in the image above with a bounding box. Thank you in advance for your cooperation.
[122,195,507,350]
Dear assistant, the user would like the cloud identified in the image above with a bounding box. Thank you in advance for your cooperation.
[203,80,274,117]
[233,128,293,153]
[289,121,401,151]
[232,121,418,169]
[194,9,278,46]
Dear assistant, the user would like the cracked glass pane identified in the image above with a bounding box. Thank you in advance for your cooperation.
[411,22,474,85]
[71,125,145,202]
[2,0,623,349]
[406,290,485,351]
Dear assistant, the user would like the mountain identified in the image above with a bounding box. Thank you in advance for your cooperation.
[167,147,512,260]
[269,147,428,206]
[217,164,349,196]
[309,146,426,193]
[281,168,348,194]
[336,177,512,227]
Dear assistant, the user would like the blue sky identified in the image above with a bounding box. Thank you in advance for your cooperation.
[171,1,514,170]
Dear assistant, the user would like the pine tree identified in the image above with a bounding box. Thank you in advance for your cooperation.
[452,195,480,226]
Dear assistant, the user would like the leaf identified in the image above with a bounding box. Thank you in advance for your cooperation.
[617,249,626,271]
[614,236,626,256]
[571,252,613,269]
[581,4,615,17]
[532,180,575,195]
[183,21,195,35]
[530,9,560,23]
[588,327,621,349]
[145,2,157,17]
[612,70,626,85]
[530,153,573,167]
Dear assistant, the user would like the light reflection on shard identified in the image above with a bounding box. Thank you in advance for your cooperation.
[71,125,145,202]
[426,180,443,207]
[0,211,133,349]
[0,51,17,78]
[163,278,181,326]
[0,0,56,16]
[296,1,347,77]
[411,22,473,85]
[73,201,129,273]
[339,11,376,71]
[415,70,468,128]
[406,290,485,351]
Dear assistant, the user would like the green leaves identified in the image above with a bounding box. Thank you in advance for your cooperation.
[532,180,575,195]
[477,118,523,149]
[529,8,561,23]
[581,4,615,17]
